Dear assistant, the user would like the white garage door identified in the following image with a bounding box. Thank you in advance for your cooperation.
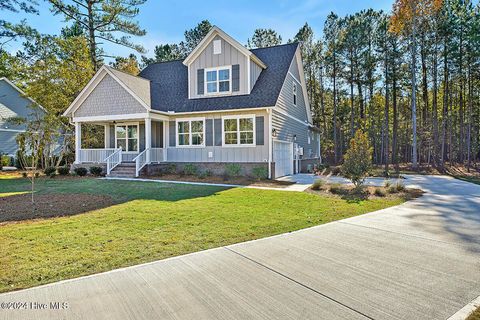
[273,140,294,178]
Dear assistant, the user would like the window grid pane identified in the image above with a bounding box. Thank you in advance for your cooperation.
[178,133,189,145]
[178,121,189,134]
[128,126,137,139]
[219,81,229,92]
[224,132,237,144]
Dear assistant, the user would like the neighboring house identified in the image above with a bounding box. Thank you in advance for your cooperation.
[63,26,321,178]
[0,77,44,158]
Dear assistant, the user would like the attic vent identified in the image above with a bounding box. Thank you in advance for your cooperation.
[213,40,221,54]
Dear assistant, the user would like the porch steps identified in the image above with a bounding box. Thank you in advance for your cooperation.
[108,163,136,178]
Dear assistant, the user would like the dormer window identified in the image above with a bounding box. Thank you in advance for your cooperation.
[205,66,231,95]
[293,83,297,106]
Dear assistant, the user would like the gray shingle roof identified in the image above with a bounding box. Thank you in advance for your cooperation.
[139,43,299,113]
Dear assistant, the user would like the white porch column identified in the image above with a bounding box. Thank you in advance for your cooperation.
[74,122,82,164]
[163,120,168,161]
[145,117,151,163]
[104,124,110,149]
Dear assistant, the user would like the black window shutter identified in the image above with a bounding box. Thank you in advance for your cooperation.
[205,119,214,146]
[197,69,204,95]
[232,64,240,92]
[255,116,264,145]
[214,119,222,146]
[169,121,176,147]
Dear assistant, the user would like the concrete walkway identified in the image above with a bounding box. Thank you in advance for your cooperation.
[1,175,479,320]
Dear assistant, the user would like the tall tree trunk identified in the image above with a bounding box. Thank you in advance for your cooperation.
[87,0,98,71]
[411,8,418,169]
[392,63,399,172]
[432,31,439,167]
[333,49,339,164]
[384,56,389,176]
[441,35,448,166]
[349,58,355,138]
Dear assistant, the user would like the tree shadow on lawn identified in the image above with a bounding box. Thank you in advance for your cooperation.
[0,177,230,224]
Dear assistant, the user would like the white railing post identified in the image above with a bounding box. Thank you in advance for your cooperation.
[105,148,122,176]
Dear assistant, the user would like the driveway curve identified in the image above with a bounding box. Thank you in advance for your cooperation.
[1,175,479,320]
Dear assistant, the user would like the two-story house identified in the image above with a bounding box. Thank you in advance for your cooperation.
[63,27,321,179]
[0,77,44,158]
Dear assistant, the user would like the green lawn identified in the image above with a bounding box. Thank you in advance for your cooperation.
[0,177,406,293]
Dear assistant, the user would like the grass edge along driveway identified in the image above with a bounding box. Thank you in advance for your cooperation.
[1,177,407,293]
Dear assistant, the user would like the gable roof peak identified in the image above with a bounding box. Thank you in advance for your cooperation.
[183,26,267,69]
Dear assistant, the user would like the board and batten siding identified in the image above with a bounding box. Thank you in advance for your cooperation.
[272,50,319,160]
[189,35,249,98]
[167,110,269,163]
[250,60,262,91]
[74,74,146,117]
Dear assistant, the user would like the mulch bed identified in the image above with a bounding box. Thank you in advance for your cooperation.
[140,174,295,188]
[0,193,115,223]
[306,185,424,201]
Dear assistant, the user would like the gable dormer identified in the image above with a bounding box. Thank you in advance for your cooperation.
[183,26,266,99]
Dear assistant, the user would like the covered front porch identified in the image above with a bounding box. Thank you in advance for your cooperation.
[74,115,168,176]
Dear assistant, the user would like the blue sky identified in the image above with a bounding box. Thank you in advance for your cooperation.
[4,0,393,60]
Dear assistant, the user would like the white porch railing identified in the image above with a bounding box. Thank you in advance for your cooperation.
[106,149,122,175]
[133,148,148,177]
[79,149,116,163]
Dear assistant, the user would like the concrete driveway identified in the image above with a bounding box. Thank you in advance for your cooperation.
[1,175,479,320]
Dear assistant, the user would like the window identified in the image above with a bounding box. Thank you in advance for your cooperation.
[308,132,311,145]
[177,119,205,147]
[116,124,138,152]
[293,83,297,106]
[223,115,255,146]
[205,67,231,94]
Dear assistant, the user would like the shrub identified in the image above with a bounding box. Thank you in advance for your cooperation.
[89,166,103,176]
[225,163,241,177]
[22,172,27,178]
[374,188,386,197]
[197,171,207,179]
[34,172,40,178]
[1,155,10,167]
[331,166,341,175]
[342,130,373,187]
[311,179,325,191]
[384,180,392,188]
[74,167,88,176]
[205,169,213,177]
[166,164,176,174]
[44,166,57,177]
[58,166,70,175]
[329,183,344,194]
[387,185,398,194]
[251,166,268,180]
[183,164,198,175]
[395,182,405,192]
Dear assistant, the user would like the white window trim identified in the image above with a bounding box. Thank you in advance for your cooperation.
[204,66,232,96]
[175,117,206,148]
[293,82,297,106]
[115,122,140,153]
[221,114,256,147]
